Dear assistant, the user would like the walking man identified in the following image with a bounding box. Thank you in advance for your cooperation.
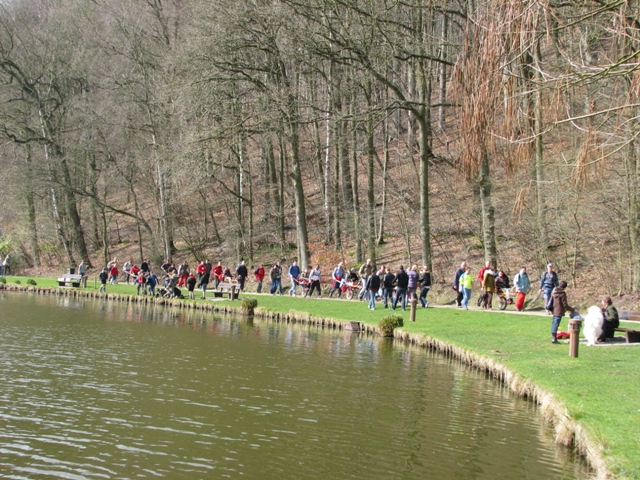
[540,263,559,314]
[358,259,374,301]
[329,262,345,298]
[288,260,301,296]
[550,281,572,344]
[452,261,467,307]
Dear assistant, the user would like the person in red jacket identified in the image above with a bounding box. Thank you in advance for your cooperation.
[254,264,265,293]
[129,264,140,283]
[212,262,224,288]
[196,261,207,281]
[109,264,119,285]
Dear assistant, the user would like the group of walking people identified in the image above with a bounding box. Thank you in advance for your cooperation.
[452,260,621,344]
[360,263,432,311]
[90,254,622,346]
[452,261,539,311]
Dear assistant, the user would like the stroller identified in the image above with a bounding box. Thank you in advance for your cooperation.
[340,279,362,300]
[294,277,311,297]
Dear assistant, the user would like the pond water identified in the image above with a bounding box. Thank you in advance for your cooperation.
[0,293,589,479]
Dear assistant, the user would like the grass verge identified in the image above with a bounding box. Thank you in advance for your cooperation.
[2,275,639,479]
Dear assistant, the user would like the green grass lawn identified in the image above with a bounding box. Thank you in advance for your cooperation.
[3,275,639,479]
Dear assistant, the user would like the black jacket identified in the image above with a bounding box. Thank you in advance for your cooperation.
[395,270,409,288]
[367,273,381,291]
[383,272,396,288]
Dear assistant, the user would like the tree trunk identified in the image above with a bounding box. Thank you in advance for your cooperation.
[437,13,449,133]
[478,148,497,265]
[277,134,286,244]
[287,92,310,268]
[350,102,362,262]
[59,157,90,267]
[366,86,377,264]
[24,145,40,267]
[626,105,640,291]
[88,152,102,251]
[417,78,433,268]
[377,113,389,246]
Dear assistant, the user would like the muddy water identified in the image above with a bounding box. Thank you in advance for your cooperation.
[0,293,589,479]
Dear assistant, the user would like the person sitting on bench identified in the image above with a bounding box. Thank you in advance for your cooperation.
[599,295,619,342]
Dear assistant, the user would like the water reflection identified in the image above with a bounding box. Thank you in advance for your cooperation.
[0,293,589,479]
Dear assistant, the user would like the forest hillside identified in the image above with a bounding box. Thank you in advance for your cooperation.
[1,0,640,307]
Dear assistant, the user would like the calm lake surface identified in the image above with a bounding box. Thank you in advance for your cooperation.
[0,293,589,479]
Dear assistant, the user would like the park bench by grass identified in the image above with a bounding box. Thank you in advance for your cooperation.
[57,274,83,288]
[213,281,241,300]
[616,310,640,343]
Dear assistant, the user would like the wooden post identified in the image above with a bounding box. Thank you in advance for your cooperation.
[410,297,417,322]
[569,318,582,358]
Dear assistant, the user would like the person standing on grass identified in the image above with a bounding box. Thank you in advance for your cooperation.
[452,261,467,307]
[407,265,419,301]
[78,261,87,288]
[460,266,473,310]
[236,260,248,291]
[212,262,223,288]
[136,271,146,295]
[329,262,345,298]
[99,268,108,293]
[198,270,209,299]
[2,254,10,275]
[254,264,265,293]
[513,267,531,311]
[123,259,132,284]
[392,265,409,311]
[109,263,119,285]
[540,263,559,314]
[358,259,374,301]
[418,265,431,308]
[177,261,189,287]
[147,272,158,296]
[367,269,381,310]
[308,264,322,298]
[476,260,492,306]
[270,262,283,295]
[187,273,197,300]
[551,281,573,344]
[288,260,301,296]
[382,266,395,309]
[481,266,495,309]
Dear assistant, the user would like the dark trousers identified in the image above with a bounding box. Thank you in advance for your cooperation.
[599,321,618,341]
[419,287,430,307]
[382,288,394,307]
[393,287,407,310]
[308,280,321,297]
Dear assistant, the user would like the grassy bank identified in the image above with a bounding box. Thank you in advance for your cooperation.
[3,275,639,479]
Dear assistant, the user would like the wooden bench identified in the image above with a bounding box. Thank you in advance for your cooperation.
[615,328,640,343]
[603,310,640,343]
[57,274,83,288]
[619,310,640,322]
[212,281,241,300]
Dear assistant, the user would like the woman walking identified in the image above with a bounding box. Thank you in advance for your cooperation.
[308,265,322,298]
